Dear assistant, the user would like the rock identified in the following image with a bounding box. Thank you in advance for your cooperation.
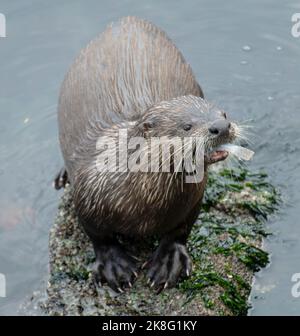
[32,168,279,316]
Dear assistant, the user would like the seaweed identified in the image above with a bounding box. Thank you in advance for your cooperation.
[179,167,279,315]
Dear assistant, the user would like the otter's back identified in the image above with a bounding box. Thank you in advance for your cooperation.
[58,16,202,166]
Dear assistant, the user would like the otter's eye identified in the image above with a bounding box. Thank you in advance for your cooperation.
[223,112,227,119]
[183,124,192,131]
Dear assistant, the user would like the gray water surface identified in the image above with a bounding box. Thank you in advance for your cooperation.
[0,0,300,315]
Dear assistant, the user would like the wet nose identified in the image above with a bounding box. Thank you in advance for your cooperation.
[209,119,231,137]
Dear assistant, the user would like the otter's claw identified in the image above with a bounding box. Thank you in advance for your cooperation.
[146,242,192,291]
[141,261,149,270]
[93,244,137,293]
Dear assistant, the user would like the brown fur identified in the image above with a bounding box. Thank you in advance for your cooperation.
[56,17,237,291]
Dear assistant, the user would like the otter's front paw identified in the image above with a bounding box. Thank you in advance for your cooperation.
[145,242,192,292]
[93,245,138,293]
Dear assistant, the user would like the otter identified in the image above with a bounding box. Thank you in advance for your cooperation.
[55,16,240,292]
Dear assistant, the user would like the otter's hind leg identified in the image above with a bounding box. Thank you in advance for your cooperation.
[53,168,69,190]
[81,219,138,293]
[144,205,200,292]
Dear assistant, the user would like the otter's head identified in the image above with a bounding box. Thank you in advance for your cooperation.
[138,95,240,165]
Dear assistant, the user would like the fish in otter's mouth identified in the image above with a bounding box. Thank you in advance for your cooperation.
[206,144,254,165]
[206,149,229,165]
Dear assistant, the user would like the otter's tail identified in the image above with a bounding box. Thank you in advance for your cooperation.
[53,168,69,190]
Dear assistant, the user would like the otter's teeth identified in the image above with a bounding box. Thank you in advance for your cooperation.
[218,144,254,161]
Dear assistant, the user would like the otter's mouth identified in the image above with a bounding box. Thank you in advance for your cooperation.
[206,150,229,165]
[205,144,255,165]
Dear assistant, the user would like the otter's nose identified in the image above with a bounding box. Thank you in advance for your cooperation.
[209,119,231,137]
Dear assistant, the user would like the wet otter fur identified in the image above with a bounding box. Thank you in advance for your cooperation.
[55,17,239,292]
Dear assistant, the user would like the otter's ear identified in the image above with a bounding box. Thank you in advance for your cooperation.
[143,121,154,132]
[140,121,155,137]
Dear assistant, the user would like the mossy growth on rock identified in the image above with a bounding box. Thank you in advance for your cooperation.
[41,167,279,316]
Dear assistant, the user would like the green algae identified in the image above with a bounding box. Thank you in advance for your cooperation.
[179,167,279,315]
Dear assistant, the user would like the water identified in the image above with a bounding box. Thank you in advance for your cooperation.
[0,0,299,315]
